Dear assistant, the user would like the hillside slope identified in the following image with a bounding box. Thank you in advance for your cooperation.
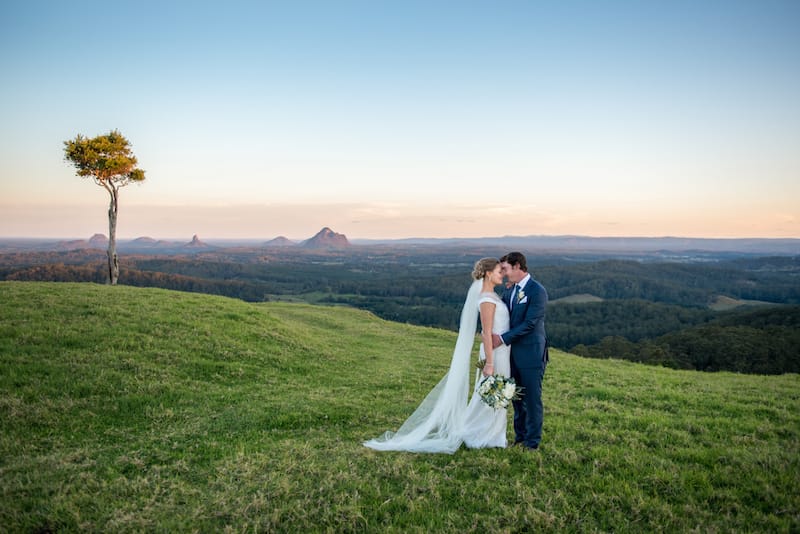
[1,282,798,532]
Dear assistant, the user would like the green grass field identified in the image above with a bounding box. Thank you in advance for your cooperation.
[1,281,798,532]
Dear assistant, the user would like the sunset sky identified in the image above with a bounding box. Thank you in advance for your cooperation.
[1,1,798,240]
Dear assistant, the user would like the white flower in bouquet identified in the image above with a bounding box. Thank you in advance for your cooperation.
[502,382,517,400]
[477,373,521,410]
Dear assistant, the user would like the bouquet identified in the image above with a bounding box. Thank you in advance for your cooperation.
[475,360,521,409]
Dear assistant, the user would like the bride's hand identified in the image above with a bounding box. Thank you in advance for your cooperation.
[482,362,494,376]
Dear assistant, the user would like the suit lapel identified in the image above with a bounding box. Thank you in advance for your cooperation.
[510,279,532,323]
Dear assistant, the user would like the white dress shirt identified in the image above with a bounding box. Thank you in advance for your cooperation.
[511,273,531,309]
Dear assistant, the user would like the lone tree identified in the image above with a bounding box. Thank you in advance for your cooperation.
[64,129,145,285]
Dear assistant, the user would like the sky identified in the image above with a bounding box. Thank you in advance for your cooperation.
[1,0,798,240]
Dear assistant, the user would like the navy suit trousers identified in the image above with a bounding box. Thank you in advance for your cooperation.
[511,361,544,447]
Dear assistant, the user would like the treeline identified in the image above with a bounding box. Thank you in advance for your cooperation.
[4,252,799,306]
[3,260,469,328]
[3,263,107,283]
[571,306,800,375]
[547,300,719,348]
[3,253,799,374]
[535,258,800,305]
[4,262,268,301]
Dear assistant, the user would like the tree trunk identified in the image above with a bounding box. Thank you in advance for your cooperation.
[107,187,119,285]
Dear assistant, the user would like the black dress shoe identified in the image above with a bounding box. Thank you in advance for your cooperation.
[524,444,539,451]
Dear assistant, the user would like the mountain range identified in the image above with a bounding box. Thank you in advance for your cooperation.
[352,235,800,254]
[32,227,353,253]
[0,230,797,255]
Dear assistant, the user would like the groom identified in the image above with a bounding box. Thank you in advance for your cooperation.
[493,252,548,451]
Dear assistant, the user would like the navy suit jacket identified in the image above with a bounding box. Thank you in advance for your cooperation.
[500,277,548,369]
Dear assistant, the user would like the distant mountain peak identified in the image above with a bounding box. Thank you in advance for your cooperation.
[302,227,350,249]
[185,234,209,248]
[88,233,108,246]
[264,236,296,247]
[131,236,157,243]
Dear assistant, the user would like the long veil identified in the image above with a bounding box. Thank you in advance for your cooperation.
[363,279,482,453]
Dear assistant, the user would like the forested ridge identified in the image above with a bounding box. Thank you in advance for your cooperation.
[571,306,800,374]
[537,258,800,304]
[547,300,719,347]
[2,250,798,374]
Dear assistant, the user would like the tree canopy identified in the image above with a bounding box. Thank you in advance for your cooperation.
[63,129,145,187]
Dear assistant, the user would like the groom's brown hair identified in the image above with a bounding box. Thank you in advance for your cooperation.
[500,251,528,272]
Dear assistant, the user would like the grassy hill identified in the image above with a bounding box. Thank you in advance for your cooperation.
[1,281,798,532]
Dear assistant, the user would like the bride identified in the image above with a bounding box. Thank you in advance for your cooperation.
[364,258,511,453]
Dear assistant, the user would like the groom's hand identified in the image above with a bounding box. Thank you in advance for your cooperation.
[491,334,503,348]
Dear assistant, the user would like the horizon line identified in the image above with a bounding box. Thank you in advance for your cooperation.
[2,234,799,242]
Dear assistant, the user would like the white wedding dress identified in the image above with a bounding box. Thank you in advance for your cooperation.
[364,281,511,453]
[462,291,511,449]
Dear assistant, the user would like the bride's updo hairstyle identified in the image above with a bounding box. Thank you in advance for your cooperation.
[472,257,500,281]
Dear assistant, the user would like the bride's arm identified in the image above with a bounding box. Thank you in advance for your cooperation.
[479,301,496,376]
